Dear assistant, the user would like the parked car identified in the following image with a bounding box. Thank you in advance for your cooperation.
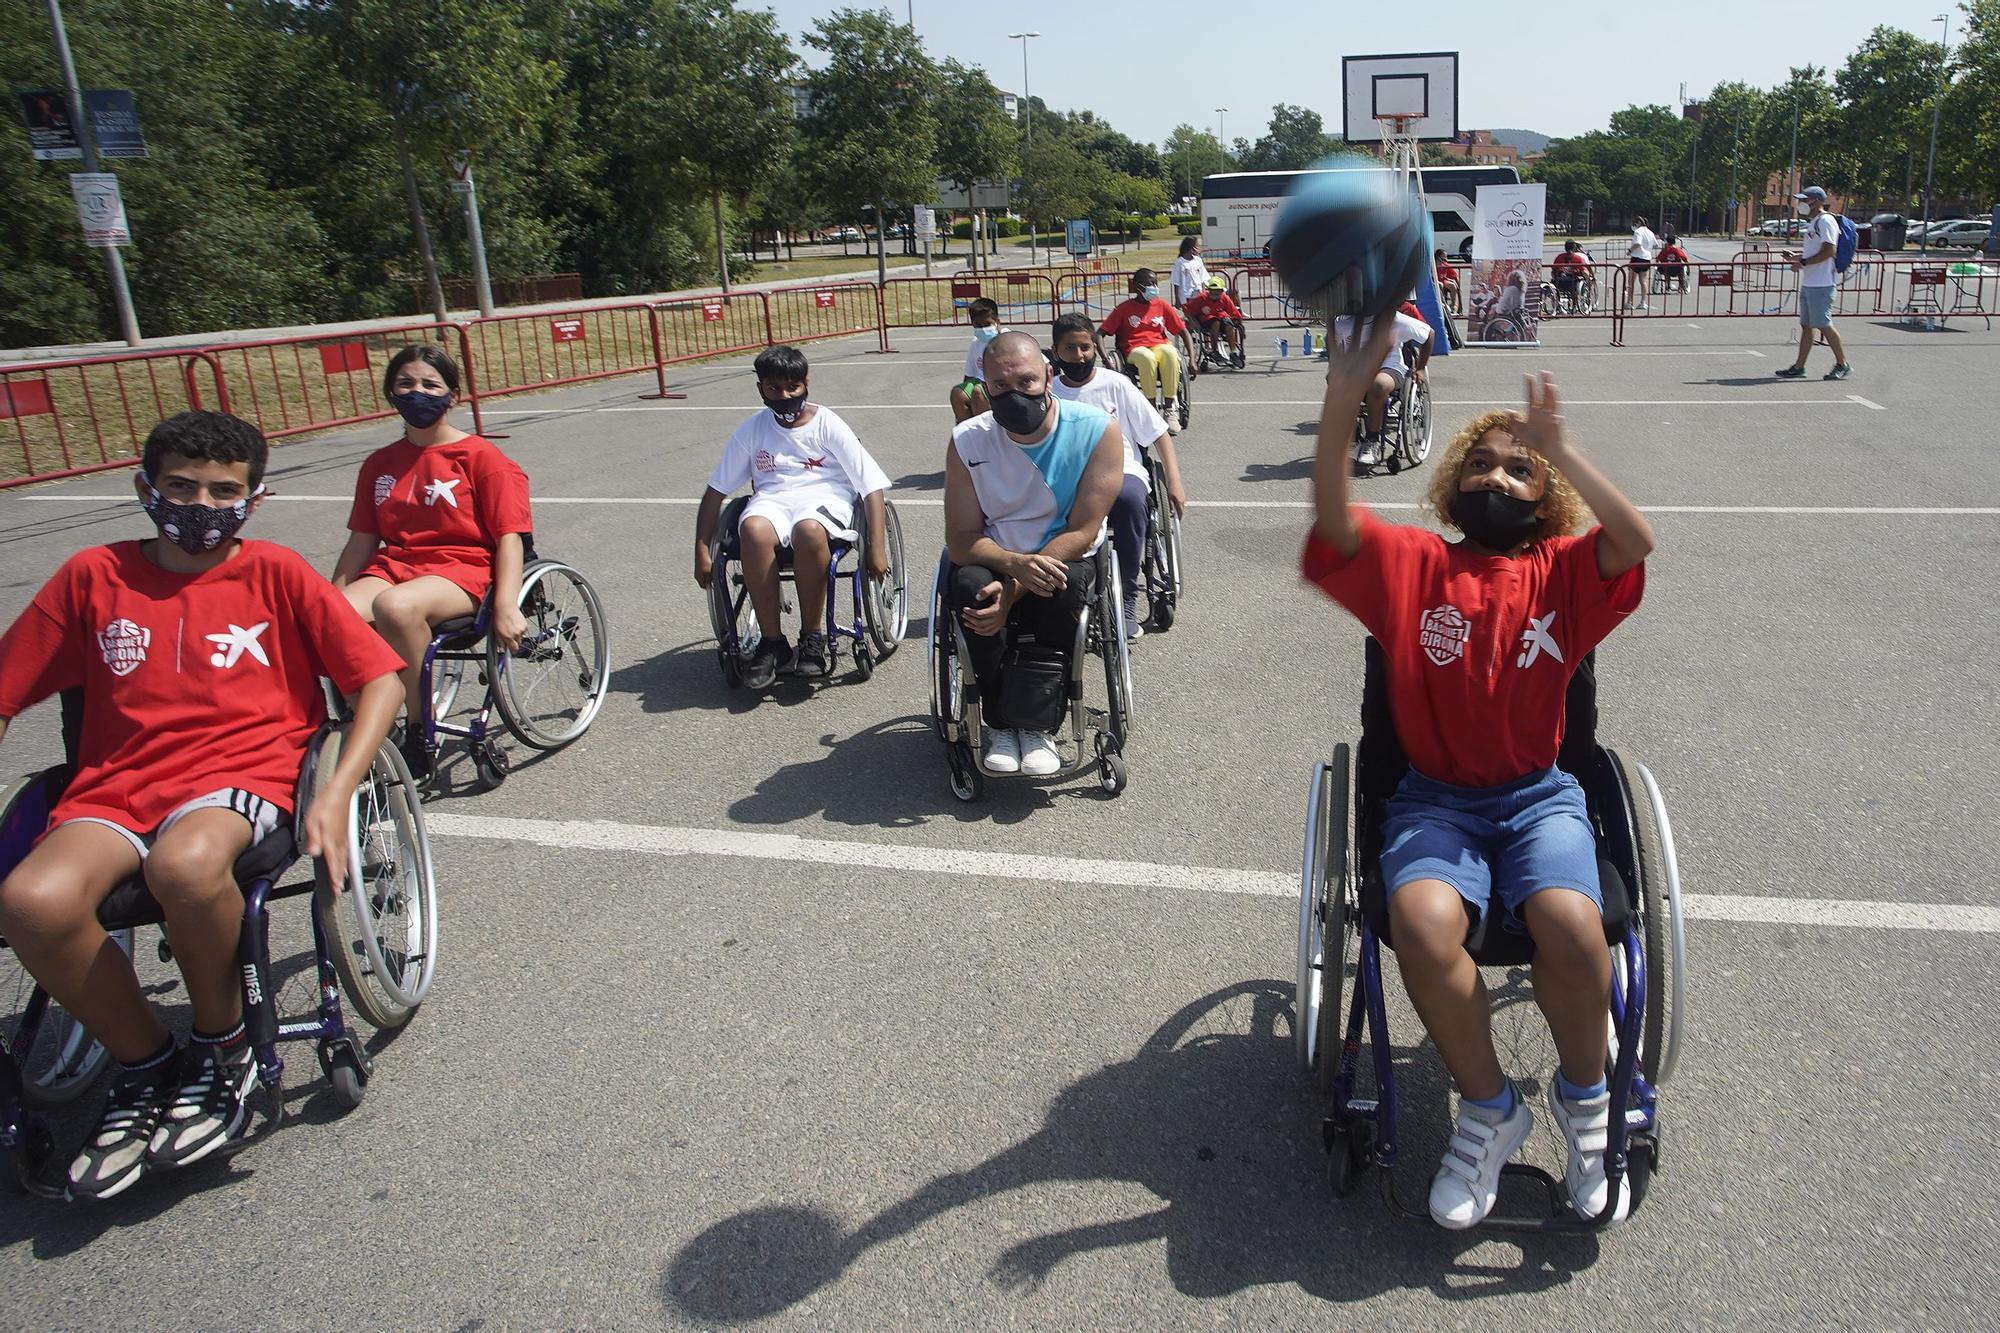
[825,226,862,242]
[1906,217,1965,243]
[1928,219,1988,249]
[887,223,910,238]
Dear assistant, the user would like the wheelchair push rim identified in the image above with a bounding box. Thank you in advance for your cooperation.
[490,560,612,751]
[1295,745,1350,1090]
[320,731,438,1025]
[1097,547,1135,748]
[863,500,909,657]
[1,930,130,1110]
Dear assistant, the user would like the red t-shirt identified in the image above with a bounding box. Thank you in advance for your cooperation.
[1099,297,1185,354]
[1435,260,1458,283]
[0,541,405,831]
[1301,511,1645,788]
[1185,292,1244,323]
[348,435,533,599]
[1656,245,1689,266]
[1552,251,1589,272]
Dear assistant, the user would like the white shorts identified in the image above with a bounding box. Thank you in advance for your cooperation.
[740,491,856,547]
[60,789,285,862]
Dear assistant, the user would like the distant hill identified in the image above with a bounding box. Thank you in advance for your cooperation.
[1487,128,1552,155]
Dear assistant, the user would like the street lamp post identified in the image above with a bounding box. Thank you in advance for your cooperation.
[1009,30,1039,263]
[1216,107,1228,163]
[1920,12,1950,258]
[44,0,141,343]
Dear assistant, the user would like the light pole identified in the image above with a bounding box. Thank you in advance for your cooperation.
[1920,12,1950,258]
[1216,107,1228,164]
[44,0,141,343]
[1008,30,1039,262]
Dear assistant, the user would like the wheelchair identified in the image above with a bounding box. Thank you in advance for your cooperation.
[419,537,612,791]
[1103,343,1193,433]
[1294,639,1686,1230]
[1352,342,1433,474]
[1140,447,1185,632]
[706,494,909,688]
[1540,275,1599,317]
[1193,317,1247,372]
[1652,265,1688,295]
[926,539,1134,800]
[0,706,438,1198]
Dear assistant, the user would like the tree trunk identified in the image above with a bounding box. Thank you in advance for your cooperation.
[876,199,889,288]
[395,118,447,322]
[713,192,731,295]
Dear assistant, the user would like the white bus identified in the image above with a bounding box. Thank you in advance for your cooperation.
[1199,164,1522,262]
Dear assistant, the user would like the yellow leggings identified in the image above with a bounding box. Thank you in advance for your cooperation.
[1124,343,1182,404]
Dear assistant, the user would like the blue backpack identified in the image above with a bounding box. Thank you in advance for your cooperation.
[1833,214,1859,273]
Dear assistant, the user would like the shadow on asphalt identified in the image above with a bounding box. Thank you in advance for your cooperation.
[661,979,1599,1320]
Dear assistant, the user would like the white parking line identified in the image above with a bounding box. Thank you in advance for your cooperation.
[481,397,1878,413]
[1847,394,1887,410]
[423,812,2000,935]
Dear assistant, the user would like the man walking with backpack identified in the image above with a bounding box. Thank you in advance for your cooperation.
[1775,186,1852,381]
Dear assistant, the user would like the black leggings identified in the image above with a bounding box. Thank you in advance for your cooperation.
[948,559,1097,728]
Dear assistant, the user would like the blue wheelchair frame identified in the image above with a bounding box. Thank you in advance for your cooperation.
[1300,640,1684,1230]
[707,494,907,687]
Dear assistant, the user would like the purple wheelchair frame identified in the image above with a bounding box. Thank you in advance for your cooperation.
[711,496,894,684]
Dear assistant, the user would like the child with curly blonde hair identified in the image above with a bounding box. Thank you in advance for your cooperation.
[1302,320,1656,1231]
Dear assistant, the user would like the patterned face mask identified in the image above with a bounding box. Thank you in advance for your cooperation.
[139,477,262,553]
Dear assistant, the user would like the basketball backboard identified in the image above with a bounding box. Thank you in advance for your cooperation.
[1341,52,1459,145]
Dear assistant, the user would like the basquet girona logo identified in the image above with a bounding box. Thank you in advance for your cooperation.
[97,618,151,676]
[1418,605,1471,667]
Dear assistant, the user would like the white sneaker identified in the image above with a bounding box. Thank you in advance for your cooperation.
[1166,417,1181,436]
[1355,439,1382,467]
[1428,1091,1534,1230]
[1018,731,1061,776]
[1121,592,1144,641]
[1548,1083,1631,1225]
[982,728,1021,774]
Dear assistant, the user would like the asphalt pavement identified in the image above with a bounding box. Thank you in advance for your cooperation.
[1,310,1995,1330]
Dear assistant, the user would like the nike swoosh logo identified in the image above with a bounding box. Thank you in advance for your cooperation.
[966,460,988,467]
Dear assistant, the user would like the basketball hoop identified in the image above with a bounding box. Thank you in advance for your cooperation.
[1376,115,1422,183]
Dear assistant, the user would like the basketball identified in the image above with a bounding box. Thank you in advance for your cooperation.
[1268,155,1431,320]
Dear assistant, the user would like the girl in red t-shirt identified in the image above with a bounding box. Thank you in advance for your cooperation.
[1302,320,1656,1231]
[332,345,533,773]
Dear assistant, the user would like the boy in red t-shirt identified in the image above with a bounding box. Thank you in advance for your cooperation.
[332,344,533,776]
[0,412,403,1200]
[1302,322,1655,1231]
[1184,277,1247,368]
[1434,249,1461,312]
[1096,268,1198,434]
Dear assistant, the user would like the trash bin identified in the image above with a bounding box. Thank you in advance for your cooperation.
[1871,213,1907,251]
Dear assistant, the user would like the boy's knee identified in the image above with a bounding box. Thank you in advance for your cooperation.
[791,519,830,554]
[144,834,243,912]
[1390,883,1471,960]
[739,517,780,552]
[1524,889,1606,967]
[0,866,95,940]
[372,583,428,628]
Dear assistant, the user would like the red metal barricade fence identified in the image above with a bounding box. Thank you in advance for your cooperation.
[1,349,226,489]
[1607,257,1999,343]
[653,293,774,367]
[460,302,671,403]
[763,282,885,351]
[879,273,1059,349]
[198,322,484,441]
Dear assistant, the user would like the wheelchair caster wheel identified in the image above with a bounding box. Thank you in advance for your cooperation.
[1095,738,1127,795]
[1324,1119,1370,1199]
[471,743,509,791]
[1150,597,1175,633]
[157,937,174,964]
[4,1119,62,1198]
[317,1038,373,1110]
[854,645,875,682]
[947,742,984,802]
[720,649,744,689]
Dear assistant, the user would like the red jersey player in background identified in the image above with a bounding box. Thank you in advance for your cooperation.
[0,411,403,1199]
[1303,321,1655,1231]
[1184,276,1247,368]
[1095,268,1198,435]
[333,344,532,776]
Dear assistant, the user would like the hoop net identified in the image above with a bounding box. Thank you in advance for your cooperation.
[1376,115,1422,183]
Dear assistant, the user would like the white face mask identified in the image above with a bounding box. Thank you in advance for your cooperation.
[1796,202,1812,217]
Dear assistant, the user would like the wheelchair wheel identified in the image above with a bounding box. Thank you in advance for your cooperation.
[1295,744,1350,1092]
[861,500,909,659]
[315,730,438,1029]
[1400,378,1433,468]
[1175,371,1192,431]
[490,559,612,751]
[1096,549,1134,747]
[926,550,957,742]
[1610,749,1686,1087]
[0,929,129,1111]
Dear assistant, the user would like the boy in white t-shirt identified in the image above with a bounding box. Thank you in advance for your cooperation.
[1332,308,1434,467]
[1048,313,1187,640]
[950,298,1003,423]
[694,345,893,687]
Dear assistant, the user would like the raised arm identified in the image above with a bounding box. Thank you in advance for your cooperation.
[1510,372,1655,579]
[1311,319,1400,557]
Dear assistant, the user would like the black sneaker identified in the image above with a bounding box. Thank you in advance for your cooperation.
[743,635,790,690]
[68,1058,176,1200]
[1773,365,1807,379]
[398,730,434,781]
[147,1043,256,1169]
[792,630,830,677]
[1823,363,1851,381]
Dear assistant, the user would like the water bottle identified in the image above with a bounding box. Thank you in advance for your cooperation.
[1303,330,1314,356]
[1279,338,1289,357]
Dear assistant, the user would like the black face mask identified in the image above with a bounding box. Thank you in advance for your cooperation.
[989,388,1052,436]
[1054,356,1093,384]
[1449,488,1542,553]
[762,392,807,426]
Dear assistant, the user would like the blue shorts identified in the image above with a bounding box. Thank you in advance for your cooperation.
[1799,285,1835,329]
[1380,767,1602,932]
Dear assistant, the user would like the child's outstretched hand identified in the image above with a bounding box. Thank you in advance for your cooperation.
[1509,371,1570,460]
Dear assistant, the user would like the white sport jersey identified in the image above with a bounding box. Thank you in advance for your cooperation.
[706,406,892,507]
[951,398,1110,555]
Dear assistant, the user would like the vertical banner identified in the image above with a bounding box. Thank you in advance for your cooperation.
[1467,182,1547,346]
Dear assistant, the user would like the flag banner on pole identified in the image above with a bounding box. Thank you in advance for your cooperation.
[1467,183,1546,347]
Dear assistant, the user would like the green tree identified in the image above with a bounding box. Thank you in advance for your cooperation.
[798,8,940,286]
[1940,0,2000,207]
[1830,27,1944,208]
[933,57,1017,268]
[1160,125,1229,207]
[1017,133,1101,247]
[1238,104,1340,171]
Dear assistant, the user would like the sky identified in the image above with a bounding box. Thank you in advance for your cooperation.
[758,0,1950,148]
